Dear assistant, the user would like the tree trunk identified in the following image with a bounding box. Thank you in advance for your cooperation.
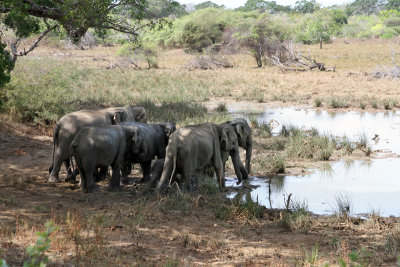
[319,38,322,49]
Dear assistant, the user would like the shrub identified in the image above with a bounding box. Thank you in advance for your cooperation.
[116,41,159,69]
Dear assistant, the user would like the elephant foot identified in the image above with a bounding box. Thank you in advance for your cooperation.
[48,175,61,183]
[65,175,78,184]
[120,177,132,186]
[87,184,100,193]
[107,185,123,192]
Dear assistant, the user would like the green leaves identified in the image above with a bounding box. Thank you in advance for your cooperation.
[23,221,58,267]
[0,43,14,88]
[4,11,41,38]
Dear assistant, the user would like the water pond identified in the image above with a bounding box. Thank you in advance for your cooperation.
[228,106,400,217]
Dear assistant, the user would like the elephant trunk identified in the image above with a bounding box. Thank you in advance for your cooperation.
[245,135,253,175]
[230,149,247,185]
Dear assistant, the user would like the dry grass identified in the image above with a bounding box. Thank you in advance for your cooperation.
[6,39,400,126]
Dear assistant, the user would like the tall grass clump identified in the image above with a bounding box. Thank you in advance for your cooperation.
[232,192,264,220]
[283,125,334,161]
[379,226,400,261]
[314,98,323,107]
[278,197,312,233]
[333,192,352,220]
[215,103,227,112]
[329,98,349,109]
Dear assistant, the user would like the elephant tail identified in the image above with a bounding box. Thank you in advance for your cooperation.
[49,122,61,174]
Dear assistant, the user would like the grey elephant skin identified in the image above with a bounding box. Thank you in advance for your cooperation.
[229,118,252,174]
[156,123,245,191]
[70,124,140,192]
[120,122,176,185]
[48,106,147,183]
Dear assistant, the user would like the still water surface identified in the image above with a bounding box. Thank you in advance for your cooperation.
[228,107,400,217]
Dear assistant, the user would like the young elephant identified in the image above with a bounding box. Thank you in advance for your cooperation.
[70,125,140,193]
[229,118,252,174]
[119,122,176,185]
[48,106,147,183]
[156,123,244,192]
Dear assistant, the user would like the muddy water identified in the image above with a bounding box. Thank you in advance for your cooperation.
[228,107,400,217]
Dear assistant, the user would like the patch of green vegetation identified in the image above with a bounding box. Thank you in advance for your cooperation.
[283,125,334,161]
[329,98,349,109]
[279,197,312,233]
[314,98,323,107]
[232,192,264,219]
[215,103,227,112]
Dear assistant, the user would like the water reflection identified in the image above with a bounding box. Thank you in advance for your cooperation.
[227,158,400,217]
[232,107,400,155]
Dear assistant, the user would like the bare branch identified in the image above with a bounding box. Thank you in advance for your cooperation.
[10,25,57,61]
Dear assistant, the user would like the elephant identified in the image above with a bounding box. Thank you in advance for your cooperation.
[228,118,253,174]
[155,123,245,192]
[48,106,147,183]
[70,124,141,193]
[119,122,176,185]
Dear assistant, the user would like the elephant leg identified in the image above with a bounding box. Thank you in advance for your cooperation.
[109,159,123,192]
[65,158,79,183]
[85,164,98,193]
[120,163,132,185]
[48,145,67,183]
[148,159,164,187]
[94,167,108,182]
[212,155,224,189]
[140,161,151,182]
[182,167,193,191]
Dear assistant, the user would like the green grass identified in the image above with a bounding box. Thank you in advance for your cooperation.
[329,98,349,109]
[314,98,323,107]
[5,58,233,125]
[283,125,334,161]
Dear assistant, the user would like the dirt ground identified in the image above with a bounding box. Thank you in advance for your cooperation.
[1,115,399,266]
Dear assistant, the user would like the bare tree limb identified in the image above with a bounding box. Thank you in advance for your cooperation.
[10,24,57,62]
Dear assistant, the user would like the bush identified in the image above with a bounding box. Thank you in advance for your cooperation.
[116,41,159,68]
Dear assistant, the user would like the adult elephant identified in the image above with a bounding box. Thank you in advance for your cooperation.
[48,106,147,183]
[155,123,245,191]
[71,124,141,193]
[229,118,252,174]
[119,122,176,185]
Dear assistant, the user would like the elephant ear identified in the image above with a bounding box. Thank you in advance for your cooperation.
[220,128,229,151]
[111,111,125,125]
[134,107,147,123]
[162,123,176,140]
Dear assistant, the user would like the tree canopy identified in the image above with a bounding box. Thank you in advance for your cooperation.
[0,0,178,87]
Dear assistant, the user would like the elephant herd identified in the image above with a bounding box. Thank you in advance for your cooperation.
[47,105,253,193]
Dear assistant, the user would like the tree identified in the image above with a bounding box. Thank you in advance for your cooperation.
[0,0,177,86]
[296,9,347,48]
[0,43,14,87]
[294,0,320,13]
[234,16,290,67]
[386,0,400,11]
[349,0,385,15]
[237,0,292,13]
[194,1,225,10]
[146,0,188,18]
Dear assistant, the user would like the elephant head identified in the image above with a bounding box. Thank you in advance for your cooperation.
[218,124,248,184]
[125,125,147,157]
[160,122,177,144]
[126,106,147,123]
[229,118,252,174]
